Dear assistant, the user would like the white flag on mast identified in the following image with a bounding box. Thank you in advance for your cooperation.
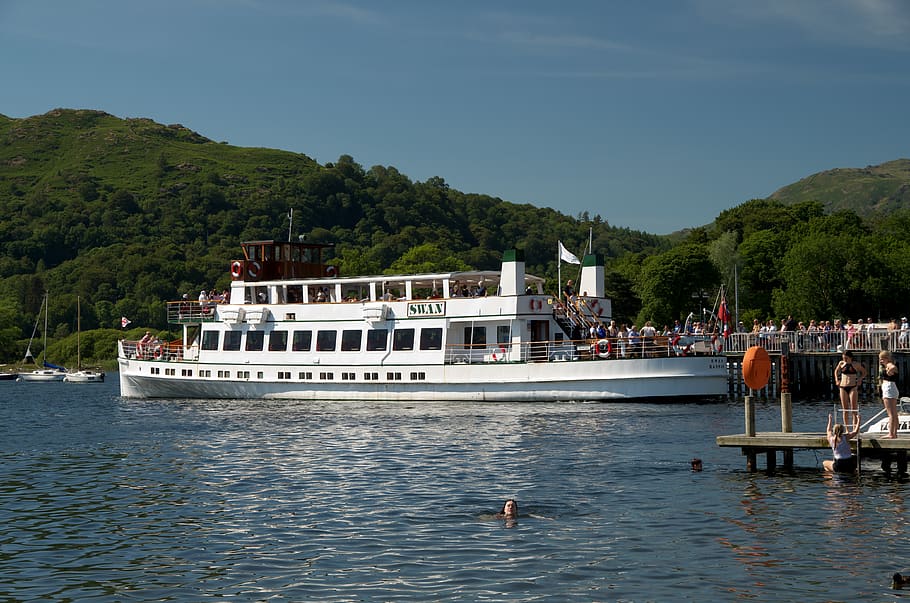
[558,241,581,265]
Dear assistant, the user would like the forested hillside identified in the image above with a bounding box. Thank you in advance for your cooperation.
[2,109,910,366]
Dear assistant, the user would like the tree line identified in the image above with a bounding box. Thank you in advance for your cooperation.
[1,110,908,365]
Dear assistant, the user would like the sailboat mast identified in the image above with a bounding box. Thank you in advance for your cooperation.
[76,296,81,370]
[42,292,48,365]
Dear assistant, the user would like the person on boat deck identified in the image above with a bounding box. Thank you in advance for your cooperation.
[495,499,518,519]
[138,330,154,357]
[834,350,867,425]
[563,280,576,303]
[879,350,900,438]
[198,289,208,302]
[823,412,860,473]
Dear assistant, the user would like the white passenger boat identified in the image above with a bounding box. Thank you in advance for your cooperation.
[118,241,729,401]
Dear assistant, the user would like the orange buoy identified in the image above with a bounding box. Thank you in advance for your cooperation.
[742,346,772,390]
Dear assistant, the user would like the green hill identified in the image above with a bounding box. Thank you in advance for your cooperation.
[769,159,910,218]
[2,108,908,366]
[0,108,666,363]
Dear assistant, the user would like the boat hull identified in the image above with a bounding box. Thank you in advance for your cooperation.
[119,356,728,401]
[64,371,105,383]
[18,370,67,382]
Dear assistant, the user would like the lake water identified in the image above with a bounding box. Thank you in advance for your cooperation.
[1,378,909,601]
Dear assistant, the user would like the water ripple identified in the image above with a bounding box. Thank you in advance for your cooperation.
[1,382,908,600]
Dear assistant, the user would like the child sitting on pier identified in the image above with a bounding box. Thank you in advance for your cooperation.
[823,412,861,473]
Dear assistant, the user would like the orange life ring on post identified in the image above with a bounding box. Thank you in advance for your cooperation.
[247,261,261,279]
[491,346,507,361]
[326,265,338,277]
[742,346,772,390]
[596,339,612,358]
[230,261,243,278]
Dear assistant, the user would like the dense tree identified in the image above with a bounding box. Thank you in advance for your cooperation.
[635,245,720,327]
[2,110,910,366]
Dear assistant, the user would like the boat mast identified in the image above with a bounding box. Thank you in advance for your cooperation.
[42,292,48,366]
[76,296,81,370]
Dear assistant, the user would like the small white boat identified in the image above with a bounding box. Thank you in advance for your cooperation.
[863,397,910,437]
[18,369,66,382]
[64,369,105,383]
[18,292,68,382]
[64,297,105,383]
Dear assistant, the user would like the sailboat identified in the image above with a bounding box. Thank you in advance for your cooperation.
[18,292,67,382]
[64,297,105,383]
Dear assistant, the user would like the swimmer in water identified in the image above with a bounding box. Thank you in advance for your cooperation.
[495,499,518,519]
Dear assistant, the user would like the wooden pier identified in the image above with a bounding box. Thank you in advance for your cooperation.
[719,345,910,475]
[716,430,910,475]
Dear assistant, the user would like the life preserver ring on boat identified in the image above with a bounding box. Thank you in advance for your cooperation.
[529,298,542,311]
[712,335,723,353]
[153,345,163,360]
[247,261,261,279]
[671,335,690,356]
[230,261,243,279]
[596,339,611,358]
[325,265,338,278]
[491,346,507,361]
[589,300,603,316]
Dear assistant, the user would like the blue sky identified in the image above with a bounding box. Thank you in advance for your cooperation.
[2,1,909,234]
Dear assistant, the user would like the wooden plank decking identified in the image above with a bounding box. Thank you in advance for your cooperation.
[716,432,910,474]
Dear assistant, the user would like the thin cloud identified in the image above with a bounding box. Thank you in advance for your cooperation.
[694,0,910,50]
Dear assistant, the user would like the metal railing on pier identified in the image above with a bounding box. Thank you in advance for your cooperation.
[723,329,908,354]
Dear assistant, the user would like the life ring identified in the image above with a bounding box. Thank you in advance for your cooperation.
[589,300,603,316]
[153,345,163,360]
[671,335,692,356]
[230,261,243,278]
[247,261,261,279]
[326,265,338,277]
[529,298,542,311]
[491,346,507,361]
[712,335,723,353]
[596,339,611,358]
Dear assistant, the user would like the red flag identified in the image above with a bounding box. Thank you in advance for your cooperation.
[717,297,730,336]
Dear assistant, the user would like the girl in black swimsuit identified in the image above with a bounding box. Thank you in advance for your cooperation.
[834,350,867,425]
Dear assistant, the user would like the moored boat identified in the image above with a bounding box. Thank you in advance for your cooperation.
[18,368,67,382]
[64,297,105,383]
[118,240,729,401]
[18,292,67,382]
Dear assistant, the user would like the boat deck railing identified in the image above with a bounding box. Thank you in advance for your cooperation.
[119,334,722,365]
[168,301,219,323]
[445,335,721,364]
[121,340,185,362]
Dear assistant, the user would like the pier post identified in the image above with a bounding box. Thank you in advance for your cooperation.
[779,342,794,469]
[745,395,755,436]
